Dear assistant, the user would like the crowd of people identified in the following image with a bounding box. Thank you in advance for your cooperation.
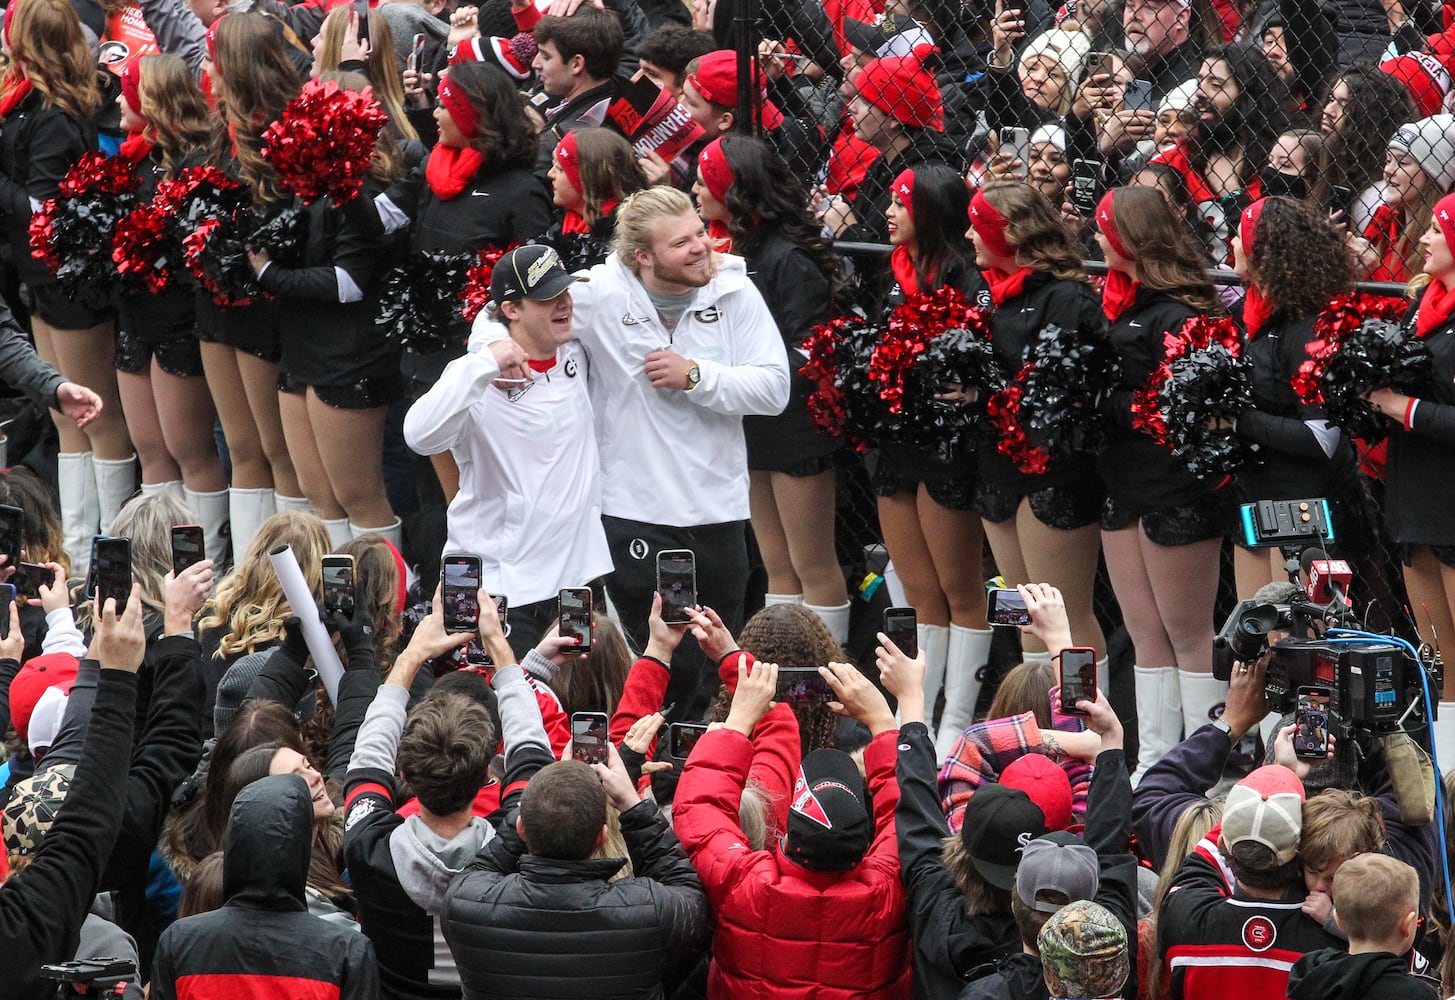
[1,0,1455,995]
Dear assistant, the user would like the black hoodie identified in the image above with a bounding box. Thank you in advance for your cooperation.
[1287,948,1437,1000]
[150,774,379,1000]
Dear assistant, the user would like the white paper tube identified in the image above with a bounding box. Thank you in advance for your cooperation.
[268,543,343,705]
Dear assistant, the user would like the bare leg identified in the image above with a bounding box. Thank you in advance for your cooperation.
[151,363,227,492]
[1405,546,1455,698]
[308,392,393,528]
[1233,545,1280,600]
[116,368,180,485]
[878,492,950,626]
[919,491,988,628]
[1141,531,1222,673]
[237,352,299,497]
[771,470,846,607]
[1017,500,1105,655]
[33,317,130,457]
[1103,524,1175,666]
[201,342,270,489]
[279,391,343,519]
[751,471,800,595]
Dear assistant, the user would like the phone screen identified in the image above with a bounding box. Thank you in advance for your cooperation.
[559,588,593,652]
[988,588,1031,627]
[1295,687,1331,759]
[571,711,609,764]
[669,722,708,760]
[774,667,835,704]
[657,551,696,625]
[442,555,482,633]
[492,594,508,632]
[322,557,355,614]
[1059,648,1097,714]
[1072,158,1104,216]
[93,537,131,613]
[171,525,205,576]
[12,562,49,600]
[884,607,918,658]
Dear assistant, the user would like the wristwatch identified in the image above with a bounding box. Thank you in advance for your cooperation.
[1210,718,1234,739]
[685,361,701,390]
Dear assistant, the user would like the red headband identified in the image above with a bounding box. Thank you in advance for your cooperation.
[969,188,1014,258]
[1239,197,1267,259]
[437,73,480,141]
[120,58,142,115]
[1435,192,1455,250]
[3,0,19,51]
[891,168,915,221]
[1095,189,1130,260]
[697,137,734,204]
[553,130,582,193]
[205,15,222,60]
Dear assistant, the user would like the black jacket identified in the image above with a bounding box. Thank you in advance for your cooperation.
[1385,291,1455,546]
[442,797,710,1000]
[979,271,1106,492]
[1287,949,1438,1000]
[150,774,379,1000]
[839,130,964,246]
[535,79,620,178]
[117,150,206,344]
[0,90,97,286]
[0,667,138,1000]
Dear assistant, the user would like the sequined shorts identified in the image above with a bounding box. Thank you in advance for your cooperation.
[871,458,976,510]
[1402,544,1455,570]
[277,370,404,409]
[974,480,1102,529]
[114,327,205,378]
[1100,495,1237,546]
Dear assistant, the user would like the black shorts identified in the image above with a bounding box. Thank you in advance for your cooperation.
[114,327,205,378]
[277,369,404,410]
[24,283,112,330]
[975,479,1102,530]
[1402,544,1455,570]
[871,447,977,510]
[1100,495,1237,546]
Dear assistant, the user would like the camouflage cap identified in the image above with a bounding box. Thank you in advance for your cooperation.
[3,764,76,859]
[1037,899,1129,999]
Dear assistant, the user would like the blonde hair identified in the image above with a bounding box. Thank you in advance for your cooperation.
[1332,853,1418,940]
[199,511,329,658]
[612,186,697,272]
[98,493,196,621]
[5,0,101,118]
[1299,788,1385,873]
[1144,797,1222,999]
[139,53,213,179]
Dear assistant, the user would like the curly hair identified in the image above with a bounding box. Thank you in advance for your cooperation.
[715,135,839,288]
[139,54,212,180]
[445,61,538,170]
[1313,64,1412,208]
[208,13,301,205]
[1245,195,1352,317]
[1110,185,1221,314]
[980,180,1088,283]
[4,0,101,119]
[1299,787,1385,873]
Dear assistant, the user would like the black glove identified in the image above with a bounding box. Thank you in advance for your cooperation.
[326,606,376,667]
[618,742,647,787]
[279,615,310,666]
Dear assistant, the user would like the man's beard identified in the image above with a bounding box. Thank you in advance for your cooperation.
[1194,105,1243,155]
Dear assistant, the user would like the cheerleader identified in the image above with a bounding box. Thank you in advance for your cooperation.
[1093,186,1234,779]
[246,70,403,550]
[201,14,305,557]
[546,127,646,247]
[0,0,131,570]
[969,180,1107,674]
[114,55,230,564]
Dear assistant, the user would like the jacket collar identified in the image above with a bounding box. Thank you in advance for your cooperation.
[609,252,748,322]
[520,854,628,883]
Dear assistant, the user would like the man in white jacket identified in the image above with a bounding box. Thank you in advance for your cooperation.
[403,245,613,654]
[473,187,792,713]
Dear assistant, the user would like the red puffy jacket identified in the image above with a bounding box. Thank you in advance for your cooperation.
[673,725,911,999]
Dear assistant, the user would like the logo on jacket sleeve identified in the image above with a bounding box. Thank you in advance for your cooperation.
[1241,915,1277,952]
[564,358,579,378]
[345,797,379,831]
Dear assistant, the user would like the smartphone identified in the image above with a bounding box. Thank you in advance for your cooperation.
[1329,184,1356,219]
[442,553,482,633]
[883,606,918,658]
[987,587,1030,628]
[0,583,13,638]
[491,594,508,634]
[353,0,370,42]
[0,502,22,569]
[1294,686,1332,760]
[1000,126,1030,169]
[559,586,593,653]
[774,666,835,704]
[11,561,50,600]
[1059,646,1097,715]
[571,710,610,765]
[321,554,356,615]
[668,722,708,760]
[1071,157,1105,217]
[1123,79,1153,112]
[1083,50,1112,80]
[657,549,697,625]
[171,524,205,576]
[91,536,131,613]
[408,31,425,73]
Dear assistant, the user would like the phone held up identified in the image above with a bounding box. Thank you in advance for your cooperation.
[559,587,594,653]
[322,554,356,615]
[1294,686,1332,760]
[571,711,610,765]
[657,549,697,625]
[442,553,482,633]
[668,722,708,761]
[883,606,918,658]
[987,587,1031,628]
[89,536,132,614]
[171,524,205,577]
[1058,647,1097,715]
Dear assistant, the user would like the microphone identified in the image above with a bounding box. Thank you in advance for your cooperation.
[1301,548,1353,606]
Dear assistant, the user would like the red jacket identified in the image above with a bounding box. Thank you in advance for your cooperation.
[673,726,911,999]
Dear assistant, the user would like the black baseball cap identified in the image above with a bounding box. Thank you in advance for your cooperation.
[842,14,932,57]
[783,749,873,873]
[489,245,579,304]
[959,783,1049,890]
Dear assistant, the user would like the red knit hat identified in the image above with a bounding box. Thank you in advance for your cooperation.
[687,50,784,130]
[1381,52,1452,118]
[855,44,944,131]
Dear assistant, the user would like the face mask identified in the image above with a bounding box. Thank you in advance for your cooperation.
[1259,167,1307,201]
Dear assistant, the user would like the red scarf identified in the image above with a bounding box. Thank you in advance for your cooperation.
[986,266,1033,307]
[118,131,153,164]
[0,77,32,121]
[561,209,591,234]
[425,144,486,201]
[708,218,733,254]
[1417,279,1455,337]
[1363,203,1410,284]
[1102,268,1139,322]
[1242,283,1275,338]
[890,244,922,296]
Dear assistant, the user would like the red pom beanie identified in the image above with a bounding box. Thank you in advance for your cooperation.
[856,44,944,131]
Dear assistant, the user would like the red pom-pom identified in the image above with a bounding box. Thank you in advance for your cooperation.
[458,245,520,322]
[113,202,173,293]
[987,364,1049,475]
[27,151,144,308]
[1293,292,1408,405]
[262,79,389,206]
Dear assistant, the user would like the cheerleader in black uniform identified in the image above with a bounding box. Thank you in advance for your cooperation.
[1093,186,1235,780]
[245,70,403,550]
[1366,192,1455,753]
[114,55,230,564]
[545,127,645,252]
[968,180,1107,675]
[1229,196,1357,596]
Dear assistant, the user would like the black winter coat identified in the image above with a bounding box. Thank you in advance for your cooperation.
[1385,290,1455,546]
[1287,949,1438,1000]
[0,90,96,286]
[839,130,963,246]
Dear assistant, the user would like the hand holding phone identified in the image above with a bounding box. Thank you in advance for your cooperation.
[558,587,593,652]
[657,550,697,625]
[668,722,708,760]
[987,587,1031,627]
[883,607,917,658]
[1294,686,1331,760]
[1057,647,1097,715]
[442,554,483,633]
[322,555,356,616]
[571,711,610,765]
[91,537,132,614]
[171,524,205,576]
[773,666,835,704]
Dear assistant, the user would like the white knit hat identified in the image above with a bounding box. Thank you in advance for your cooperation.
[1158,77,1198,115]
[1018,27,1092,87]
[1389,114,1455,194]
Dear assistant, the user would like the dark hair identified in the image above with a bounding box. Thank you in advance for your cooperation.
[1246,195,1352,317]
[1314,64,1413,208]
[0,468,67,573]
[634,24,715,81]
[904,163,973,292]
[1011,889,1067,949]
[715,135,839,287]
[1191,45,1292,188]
[398,693,495,815]
[520,760,606,860]
[1225,840,1303,891]
[177,850,226,917]
[534,7,623,83]
[338,533,402,671]
[200,705,306,852]
[1132,163,1211,260]
[1110,185,1220,313]
[446,61,539,170]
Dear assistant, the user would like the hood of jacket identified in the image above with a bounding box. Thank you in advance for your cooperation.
[1287,948,1411,999]
[391,814,496,915]
[222,773,313,911]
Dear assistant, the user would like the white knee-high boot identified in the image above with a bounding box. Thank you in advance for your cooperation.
[806,601,852,644]
[1179,670,1230,739]
[351,518,401,551]
[58,452,97,576]
[1132,666,1182,785]
[276,494,312,514]
[764,593,804,606]
[140,480,184,500]
[229,488,276,560]
[184,487,231,567]
[935,624,993,760]
[918,623,950,734]
[94,455,137,535]
[323,517,352,548]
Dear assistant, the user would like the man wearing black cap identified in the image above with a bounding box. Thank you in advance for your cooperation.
[404,245,612,653]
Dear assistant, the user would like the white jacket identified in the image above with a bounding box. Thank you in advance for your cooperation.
[402,340,613,605]
[471,254,791,526]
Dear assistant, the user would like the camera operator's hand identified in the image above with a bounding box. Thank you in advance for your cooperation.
[476,587,514,666]
[875,630,926,724]
[1221,656,1270,740]
[823,661,896,736]
[591,741,642,811]
[645,591,690,663]
[1272,722,1336,778]
[1019,583,1072,655]
[164,559,213,635]
[1053,686,1123,751]
[724,653,775,736]
[390,588,472,686]
[94,584,146,673]
[687,605,738,663]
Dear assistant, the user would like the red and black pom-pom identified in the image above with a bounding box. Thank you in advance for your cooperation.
[262,79,389,206]
[28,151,144,308]
[458,245,520,323]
